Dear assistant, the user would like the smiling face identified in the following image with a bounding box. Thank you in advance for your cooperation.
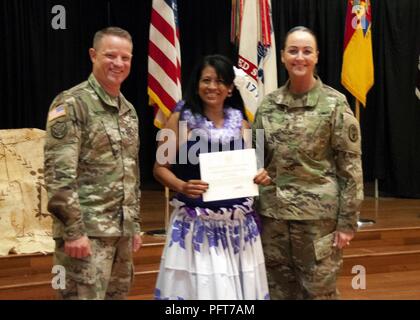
[281,30,319,80]
[89,35,133,96]
[198,65,233,111]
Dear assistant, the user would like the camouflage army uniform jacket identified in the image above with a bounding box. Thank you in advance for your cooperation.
[253,77,363,232]
[44,74,141,241]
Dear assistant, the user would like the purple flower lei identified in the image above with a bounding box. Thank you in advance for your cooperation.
[175,101,243,144]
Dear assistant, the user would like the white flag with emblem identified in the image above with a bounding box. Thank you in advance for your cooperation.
[235,0,277,122]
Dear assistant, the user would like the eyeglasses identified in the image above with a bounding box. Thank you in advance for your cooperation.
[199,78,227,87]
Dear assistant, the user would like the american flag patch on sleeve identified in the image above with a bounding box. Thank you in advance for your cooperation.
[48,105,67,121]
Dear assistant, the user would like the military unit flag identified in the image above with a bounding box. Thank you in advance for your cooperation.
[341,0,374,107]
[233,0,278,122]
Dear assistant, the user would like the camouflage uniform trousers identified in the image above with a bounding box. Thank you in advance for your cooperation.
[261,216,342,300]
[53,236,134,300]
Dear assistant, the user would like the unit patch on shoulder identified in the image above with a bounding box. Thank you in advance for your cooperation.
[51,121,68,139]
[348,124,359,142]
[48,104,67,122]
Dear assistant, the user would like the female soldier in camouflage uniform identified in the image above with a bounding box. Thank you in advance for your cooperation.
[253,26,363,299]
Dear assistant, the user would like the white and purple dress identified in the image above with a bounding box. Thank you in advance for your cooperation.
[154,105,269,300]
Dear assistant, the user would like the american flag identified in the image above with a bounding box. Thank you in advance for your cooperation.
[148,0,182,128]
[48,104,66,121]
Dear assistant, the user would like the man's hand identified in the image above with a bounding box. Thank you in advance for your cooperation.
[133,234,142,252]
[64,235,92,258]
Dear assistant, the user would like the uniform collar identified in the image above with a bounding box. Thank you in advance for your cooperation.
[274,76,322,109]
[88,73,121,109]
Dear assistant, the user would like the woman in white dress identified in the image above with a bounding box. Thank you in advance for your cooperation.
[153,54,271,300]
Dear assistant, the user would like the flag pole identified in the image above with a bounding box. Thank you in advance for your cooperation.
[355,99,377,229]
[164,186,170,232]
[355,99,360,122]
[355,98,378,200]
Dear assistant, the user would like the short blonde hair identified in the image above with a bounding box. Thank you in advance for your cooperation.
[93,27,132,49]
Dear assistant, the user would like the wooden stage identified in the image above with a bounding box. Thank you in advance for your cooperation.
[1,190,420,300]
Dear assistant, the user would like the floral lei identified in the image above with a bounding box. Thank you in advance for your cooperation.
[174,100,243,144]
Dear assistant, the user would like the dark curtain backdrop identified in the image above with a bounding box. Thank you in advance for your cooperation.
[1,0,419,197]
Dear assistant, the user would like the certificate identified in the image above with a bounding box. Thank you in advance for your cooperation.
[199,148,259,202]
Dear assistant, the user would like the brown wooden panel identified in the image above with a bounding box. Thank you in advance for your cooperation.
[342,252,420,275]
[338,270,420,300]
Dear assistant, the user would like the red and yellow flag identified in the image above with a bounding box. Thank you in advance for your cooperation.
[341,0,374,107]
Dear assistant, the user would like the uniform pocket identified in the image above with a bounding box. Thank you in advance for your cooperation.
[54,249,96,285]
[261,115,288,147]
[299,115,331,160]
[313,232,335,262]
[101,120,122,157]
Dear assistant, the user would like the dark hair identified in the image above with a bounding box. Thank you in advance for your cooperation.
[183,54,246,119]
[283,26,318,50]
[93,26,132,49]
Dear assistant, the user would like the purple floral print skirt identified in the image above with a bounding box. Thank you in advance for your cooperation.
[154,198,269,300]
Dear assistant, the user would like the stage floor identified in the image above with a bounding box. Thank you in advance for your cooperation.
[359,197,420,230]
[2,191,420,300]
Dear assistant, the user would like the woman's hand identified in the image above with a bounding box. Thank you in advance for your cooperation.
[333,231,355,249]
[132,234,142,252]
[253,168,272,186]
[180,179,209,198]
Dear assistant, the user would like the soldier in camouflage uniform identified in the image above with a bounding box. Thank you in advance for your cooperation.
[44,27,142,300]
[252,26,363,299]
